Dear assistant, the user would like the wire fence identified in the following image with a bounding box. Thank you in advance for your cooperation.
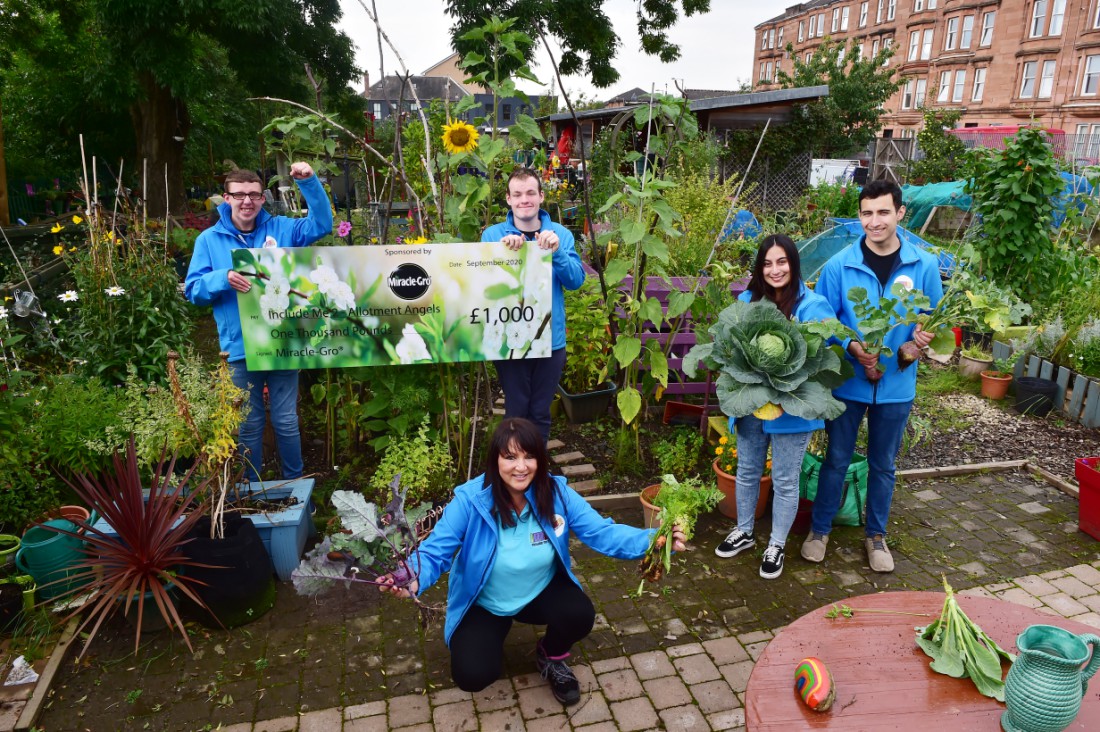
[722,150,814,212]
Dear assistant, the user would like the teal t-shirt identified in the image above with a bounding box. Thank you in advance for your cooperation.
[475,504,556,616]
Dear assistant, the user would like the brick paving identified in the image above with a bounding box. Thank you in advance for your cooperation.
[28,470,1100,731]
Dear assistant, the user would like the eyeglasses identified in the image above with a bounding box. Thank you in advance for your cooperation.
[225,192,265,202]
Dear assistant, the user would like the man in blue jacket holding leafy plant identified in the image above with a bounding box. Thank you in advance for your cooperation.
[802,179,942,572]
[185,163,333,481]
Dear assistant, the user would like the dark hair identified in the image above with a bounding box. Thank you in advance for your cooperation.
[224,169,263,189]
[858,179,903,211]
[747,234,802,319]
[506,167,543,194]
[483,418,556,527]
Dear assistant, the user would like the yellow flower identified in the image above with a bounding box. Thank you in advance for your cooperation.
[406,235,428,245]
[719,436,728,445]
[71,215,83,225]
[52,245,64,256]
[441,120,479,154]
[69,247,77,252]
[715,446,724,455]
[51,223,63,234]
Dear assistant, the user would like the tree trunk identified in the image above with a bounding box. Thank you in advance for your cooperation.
[129,71,189,217]
[0,100,9,227]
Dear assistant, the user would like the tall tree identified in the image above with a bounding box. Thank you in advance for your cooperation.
[445,0,711,88]
[2,0,358,214]
[777,39,901,156]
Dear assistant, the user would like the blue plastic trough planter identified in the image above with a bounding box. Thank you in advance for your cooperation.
[92,478,315,582]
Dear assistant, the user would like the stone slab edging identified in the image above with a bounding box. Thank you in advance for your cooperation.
[15,616,79,731]
[587,459,1080,514]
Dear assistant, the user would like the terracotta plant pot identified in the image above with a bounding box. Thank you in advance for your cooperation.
[980,370,1012,400]
[640,484,662,529]
[712,459,771,521]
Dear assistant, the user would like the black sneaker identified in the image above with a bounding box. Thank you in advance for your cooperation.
[715,529,755,558]
[536,642,581,706]
[760,543,784,579]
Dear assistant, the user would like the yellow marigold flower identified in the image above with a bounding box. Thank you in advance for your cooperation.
[719,436,728,445]
[71,215,83,225]
[406,235,428,245]
[51,223,63,234]
[715,446,724,455]
[441,120,479,154]
[52,245,64,256]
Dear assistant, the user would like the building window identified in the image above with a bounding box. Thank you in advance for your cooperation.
[872,38,880,58]
[762,31,768,50]
[1094,2,1100,29]
[915,0,923,10]
[860,2,868,27]
[838,47,846,64]
[972,68,986,101]
[832,8,840,32]
[502,103,512,121]
[809,15,816,37]
[819,13,826,36]
[774,62,781,82]
[909,31,920,61]
[372,102,382,116]
[806,51,813,63]
[798,20,805,42]
[888,0,896,21]
[759,62,767,81]
[1020,61,1038,98]
[884,37,893,65]
[1050,0,1065,36]
[1039,60,1056,97]
[877,0,884,23]
[1031,1,1047,38]
[902,79,914,109]
[842,6,850,30]
[952,69,966,102]
[1083,55,1100,95]
[767,61,774,81]
[915,78,927,106]
[961,16,974,48]
[937,70,951,102]
[921,29,934,60]
[981,12,995,46]
[778,27,784,47]
[856,43,864,60]
[945,17,958,50]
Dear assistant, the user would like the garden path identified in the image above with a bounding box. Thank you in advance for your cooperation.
[27,463,1100,732]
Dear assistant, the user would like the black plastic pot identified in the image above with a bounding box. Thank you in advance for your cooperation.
[557,382,617,424]
[182,515,277,628]
[1015,376,1059,417]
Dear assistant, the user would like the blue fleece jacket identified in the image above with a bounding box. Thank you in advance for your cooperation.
[481,210,586,350]
[813,231,943,404]
[730,282,838,435]
[184,175,333,363]
[409,473,652,646]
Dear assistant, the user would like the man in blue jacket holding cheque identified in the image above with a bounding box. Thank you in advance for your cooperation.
[802,179,942,572]
[185,163,333,481]
[482,168,586,442]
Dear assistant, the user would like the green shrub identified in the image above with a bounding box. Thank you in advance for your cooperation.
[367,420,455,506]
[33,374,127,477]
[0,372,60,531]
[561,279,611,394]
[651,427,705,479]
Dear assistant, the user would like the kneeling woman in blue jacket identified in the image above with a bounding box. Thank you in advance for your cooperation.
[380,417,685,706]
[713,234,837,580]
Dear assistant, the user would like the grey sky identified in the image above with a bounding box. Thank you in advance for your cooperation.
[338,1,792,100]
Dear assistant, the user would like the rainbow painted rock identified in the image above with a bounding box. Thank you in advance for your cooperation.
[794,657,835,711]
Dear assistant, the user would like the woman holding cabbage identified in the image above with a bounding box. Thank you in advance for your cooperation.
[712,235,839,580]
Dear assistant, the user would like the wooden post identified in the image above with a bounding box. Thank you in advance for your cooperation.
[0,100,10,226]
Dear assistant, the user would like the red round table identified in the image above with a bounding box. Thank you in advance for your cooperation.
[746,591,1100,730]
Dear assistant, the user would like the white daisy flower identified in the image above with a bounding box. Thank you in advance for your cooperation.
[0,306,7,319]
[58,291,79,302]
[395,323,431,364]
[104,285,126,296]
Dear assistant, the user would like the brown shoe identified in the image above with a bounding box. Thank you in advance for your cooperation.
[800,532,829,563]
[865,535,894,573]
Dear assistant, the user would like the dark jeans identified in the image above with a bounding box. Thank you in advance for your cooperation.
[811,397,913,538]
[229,364,303,482]
[449,571,595,692]
[494,347,566,442]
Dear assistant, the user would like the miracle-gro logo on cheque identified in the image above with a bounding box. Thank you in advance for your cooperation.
[388,263,431,301]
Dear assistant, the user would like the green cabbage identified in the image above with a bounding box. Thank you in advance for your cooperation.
[683,300,855,421]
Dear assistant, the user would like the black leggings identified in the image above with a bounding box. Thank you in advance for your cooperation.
[449,571,595,692]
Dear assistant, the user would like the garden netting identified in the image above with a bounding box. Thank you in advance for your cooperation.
[901,173,1095,230]
[797,219,956,282]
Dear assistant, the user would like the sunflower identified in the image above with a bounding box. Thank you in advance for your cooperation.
[441,120,479,154]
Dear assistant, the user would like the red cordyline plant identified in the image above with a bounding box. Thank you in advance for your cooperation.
[43,437,217,658]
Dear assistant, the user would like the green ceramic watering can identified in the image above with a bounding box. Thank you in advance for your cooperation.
[1002,624,1100,732]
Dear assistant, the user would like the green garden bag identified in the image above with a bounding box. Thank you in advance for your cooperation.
[799,452,868,527]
